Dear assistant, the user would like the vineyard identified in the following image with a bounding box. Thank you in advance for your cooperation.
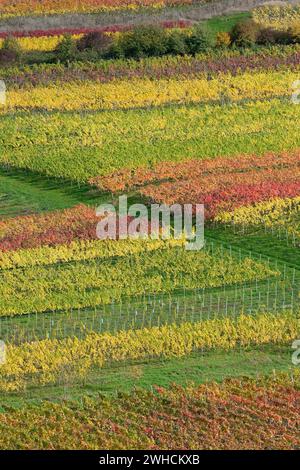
[0,373,299,449]
[0,2,299,452]
[0,0,208,17]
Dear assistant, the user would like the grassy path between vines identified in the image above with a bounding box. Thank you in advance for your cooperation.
[206,225,300,270]
[0,168,108,218]
[0,343,294,410]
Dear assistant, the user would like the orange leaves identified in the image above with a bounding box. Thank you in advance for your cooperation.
[0,373,299,449]
[0,204,98,251]
[90,149,300,220]
[91,149,300,193]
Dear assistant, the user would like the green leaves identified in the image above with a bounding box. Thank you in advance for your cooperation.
[0,247,278,316]
[1,97,300,182]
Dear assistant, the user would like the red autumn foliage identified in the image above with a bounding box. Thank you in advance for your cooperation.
[90,149,300,193]
[0,21,190,39]
[89,150,300,220]
[1,377,299,449]
[0,204,136,251]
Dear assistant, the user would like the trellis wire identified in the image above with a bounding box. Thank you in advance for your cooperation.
[1,237,299,345]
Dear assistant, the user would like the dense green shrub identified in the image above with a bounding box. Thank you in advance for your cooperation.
[115,26,168,58]
[165,30,187,55]
[185,25,213,54]
[55,35,78,63]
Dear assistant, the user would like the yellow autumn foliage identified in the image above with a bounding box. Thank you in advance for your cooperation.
[3,69,299,112]
[0,310,298,391]
[216,196,300,239]
[253,5,300,30]
[0,237,184,270]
